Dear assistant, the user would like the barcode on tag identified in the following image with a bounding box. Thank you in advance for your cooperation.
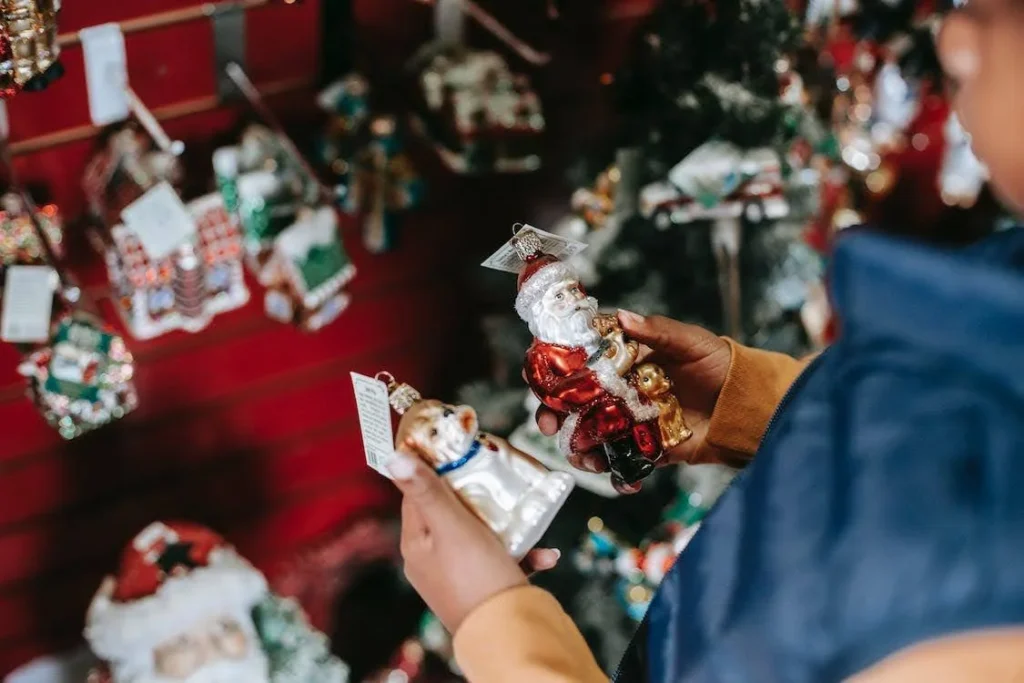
[80,23,130,126]
[480,224,587,273]
[121,182,197,260]
[1,266,57,343]
[350,372,396,478]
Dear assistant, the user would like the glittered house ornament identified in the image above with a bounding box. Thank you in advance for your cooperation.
[415,49,544,174]
[83,125,185,230]
[0,192,63,269]
[104,193,249,339]
[214,127,312,274]
[261,206,355,332]
[18,314,138,440]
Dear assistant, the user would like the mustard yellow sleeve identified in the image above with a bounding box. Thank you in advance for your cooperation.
[453,585,607,683]
[845,629,1024,683]
[699,338,813,458]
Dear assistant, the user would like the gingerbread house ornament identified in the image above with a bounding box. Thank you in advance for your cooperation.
[105,192,249,339]
[262,206,355,332]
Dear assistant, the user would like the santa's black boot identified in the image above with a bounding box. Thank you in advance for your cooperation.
[603,436,656,485]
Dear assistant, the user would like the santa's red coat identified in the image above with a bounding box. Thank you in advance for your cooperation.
[524,341,658,455]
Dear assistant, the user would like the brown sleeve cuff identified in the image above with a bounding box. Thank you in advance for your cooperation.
[700,338,811,457]
[453,585,607,683]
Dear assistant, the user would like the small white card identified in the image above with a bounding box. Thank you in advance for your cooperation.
[435,0,466,46]
[121,182,197,260]
[350,372,397,478]
[1,266,58,343]
[0,100,9,140]
[80,23,130,126]
[480,224,587,273]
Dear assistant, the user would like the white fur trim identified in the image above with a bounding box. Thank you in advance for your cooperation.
[85,547,268,665]
[556,411,579,458]
[514,261,577,322]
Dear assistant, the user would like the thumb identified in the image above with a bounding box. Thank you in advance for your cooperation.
[386,450,461,522]
[617,310,720,364]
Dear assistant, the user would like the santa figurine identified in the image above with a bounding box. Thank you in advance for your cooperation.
[512,229,665,487]
[84,521,349,683]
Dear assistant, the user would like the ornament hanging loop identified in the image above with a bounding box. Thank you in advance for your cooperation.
[374,371,397,388]
[512,222,525,236]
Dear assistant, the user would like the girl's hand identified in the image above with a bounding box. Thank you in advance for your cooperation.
[386,451,560,633]
[535,310,737,494]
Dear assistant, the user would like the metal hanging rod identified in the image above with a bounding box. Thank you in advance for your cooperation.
[9,76,311,156]
[0,140,98,315]
[56,0,287,48]
[225,63,336,204]
[414,0,550,65]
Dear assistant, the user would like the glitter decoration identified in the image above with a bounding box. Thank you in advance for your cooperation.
[17,314,139,440]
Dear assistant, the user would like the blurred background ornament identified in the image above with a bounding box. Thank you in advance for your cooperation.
[413,48,544,174]
[342,115,424,254]
[261,206,354,332]
[17,313,137,440]
[0,0,64,99]
[0,191,62,269]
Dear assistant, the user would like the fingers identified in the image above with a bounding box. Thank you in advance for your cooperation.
[617,310,722,363]
[535,405,562,436]
[522,548,561,576]
[567,451,608,474]
[387,450,462,525]
[611,474,643,495]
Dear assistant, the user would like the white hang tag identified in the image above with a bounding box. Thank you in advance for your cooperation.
[121,182,197,260]
[435,0,466,47]
[1,266,58,343]
[80,23,130,126]
[350,372,397,478]
[0,101,9,140]
[480,224,588,273]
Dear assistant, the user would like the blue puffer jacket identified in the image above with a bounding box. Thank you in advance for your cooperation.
[616,227,1024,683]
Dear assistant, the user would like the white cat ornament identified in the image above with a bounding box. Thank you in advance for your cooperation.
[380,372,574,559]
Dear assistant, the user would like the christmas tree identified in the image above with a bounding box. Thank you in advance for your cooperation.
[613,0,801,180]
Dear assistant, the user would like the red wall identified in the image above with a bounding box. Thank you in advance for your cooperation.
[0,0,652,674]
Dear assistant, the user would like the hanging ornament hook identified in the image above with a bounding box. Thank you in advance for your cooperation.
[374,371,397,387]
[512,222,526,236]
[126,87,185,156]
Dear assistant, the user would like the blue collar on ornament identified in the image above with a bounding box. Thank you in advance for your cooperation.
[435,438,483,476]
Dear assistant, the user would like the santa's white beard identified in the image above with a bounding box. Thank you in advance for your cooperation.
[530,297,602,351]
[125,649,270,683]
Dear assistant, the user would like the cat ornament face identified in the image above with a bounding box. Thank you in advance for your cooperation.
[383,374,574,559]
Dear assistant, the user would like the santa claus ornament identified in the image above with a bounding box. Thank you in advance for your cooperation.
[484,225,691,488]
[84,521,349,683]
[378,372,574,559]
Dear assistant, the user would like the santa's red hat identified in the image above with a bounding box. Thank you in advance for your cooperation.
[85,521,267,667]
[513,231,577,323]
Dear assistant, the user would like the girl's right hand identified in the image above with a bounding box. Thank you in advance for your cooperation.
[535,311,738,493]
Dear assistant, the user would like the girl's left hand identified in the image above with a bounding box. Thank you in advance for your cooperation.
[386,451,561,634]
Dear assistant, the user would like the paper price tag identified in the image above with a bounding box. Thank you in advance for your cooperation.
[121,182,197,260]
[0,101,9,140]
[80,23,130,126]
[351,372,397,478]
[480,224,587,273]
[1,266,57,343]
